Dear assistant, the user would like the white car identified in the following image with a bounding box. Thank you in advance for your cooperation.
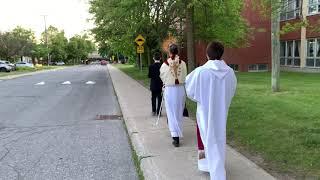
[0,61,12,72]
[56,61,65,66]
[1,60,16,70]
[15,62,34,68]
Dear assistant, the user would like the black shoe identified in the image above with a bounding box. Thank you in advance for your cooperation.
[172,140,179,147]
[172,137,180,147]
[152,112,156,116]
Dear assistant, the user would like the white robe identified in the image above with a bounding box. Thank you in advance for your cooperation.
[164,85,186,137]
[185,60,237,180]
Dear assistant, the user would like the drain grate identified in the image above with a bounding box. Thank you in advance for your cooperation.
[95,115,122,120]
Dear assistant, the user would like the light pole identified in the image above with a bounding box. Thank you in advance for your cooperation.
[41,15,49,66]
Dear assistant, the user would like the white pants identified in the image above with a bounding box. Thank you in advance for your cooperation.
[164,85,186,137]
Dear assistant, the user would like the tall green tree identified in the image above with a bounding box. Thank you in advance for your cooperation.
[32,43,49,61]
[0,26,35,61]
[90,0,183,65]
[89,0,249,70]
[185,0,196,72]
[42,26,68,62]
[254,0,294,92]
[67,34,95,64]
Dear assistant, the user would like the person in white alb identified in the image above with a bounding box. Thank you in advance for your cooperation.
[160,43,187,147]
[185,41,237,180]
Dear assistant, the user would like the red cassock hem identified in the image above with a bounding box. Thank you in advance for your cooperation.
[197,123,204,150]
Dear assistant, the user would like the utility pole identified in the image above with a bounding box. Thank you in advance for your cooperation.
[41,15,49,66]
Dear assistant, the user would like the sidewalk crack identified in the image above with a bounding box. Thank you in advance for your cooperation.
[0,147,10,162]
[139,155,155,162]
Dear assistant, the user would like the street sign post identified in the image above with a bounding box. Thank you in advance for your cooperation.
[135,34,145,71]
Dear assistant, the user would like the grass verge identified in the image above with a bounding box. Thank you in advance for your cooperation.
[0,66,65,78]
[114,63,320,179]
[123,121,145,180]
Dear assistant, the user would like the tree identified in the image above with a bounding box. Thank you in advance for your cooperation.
[185,0,195,72]
[89,0,249,70]
[67,34,95,64]
[271,0,281,92]
[254,0,298,92]
[32,43,49,61]
[0,31,13,59]
[0,26,35,61]
[42,26,68,63]
[90,0,184,66]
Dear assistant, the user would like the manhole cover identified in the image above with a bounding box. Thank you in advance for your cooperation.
[95,115,122,120]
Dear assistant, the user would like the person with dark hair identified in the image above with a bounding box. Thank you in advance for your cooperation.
[185,41,237,180]
[148,52,163,116]
[160,44,187,147]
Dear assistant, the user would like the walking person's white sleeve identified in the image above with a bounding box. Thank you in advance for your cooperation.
[185,69,201,102]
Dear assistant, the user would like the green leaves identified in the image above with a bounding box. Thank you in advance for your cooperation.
[90,0,249,53]
[89,0,183,61]
[0,26,35,60]
[67,34,95,63]
[193,1,249,47]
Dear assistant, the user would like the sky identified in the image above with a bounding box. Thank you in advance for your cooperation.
[0,0,94,39]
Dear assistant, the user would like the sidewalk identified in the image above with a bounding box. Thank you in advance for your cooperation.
[108,65,276,180]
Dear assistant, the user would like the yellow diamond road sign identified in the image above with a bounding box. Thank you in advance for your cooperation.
[135,34,145,46]
[137,45,144,54]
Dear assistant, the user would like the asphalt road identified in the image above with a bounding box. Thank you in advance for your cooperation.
[0,65,138,180]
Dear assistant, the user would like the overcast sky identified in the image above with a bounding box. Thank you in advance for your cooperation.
[0,0,94,39]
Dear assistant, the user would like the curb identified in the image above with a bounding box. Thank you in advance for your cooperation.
[107,65,154,179]
[106,65,145,180]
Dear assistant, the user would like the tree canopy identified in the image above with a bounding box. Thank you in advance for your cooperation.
[0,25,95,64]
[89,0,249,65]
[0,26,35,61]
[67,34,96,64]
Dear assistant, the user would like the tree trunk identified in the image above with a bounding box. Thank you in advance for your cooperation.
[147,46,151,66]
[271,1,280,92]
[185,1,195,73]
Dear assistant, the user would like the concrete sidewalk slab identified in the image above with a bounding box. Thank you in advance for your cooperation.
[108,65,276,180]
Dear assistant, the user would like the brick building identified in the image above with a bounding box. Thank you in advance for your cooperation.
[188,0,320,72]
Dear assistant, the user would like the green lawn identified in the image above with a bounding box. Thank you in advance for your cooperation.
[114,64,320,178]
[0,66,64,78]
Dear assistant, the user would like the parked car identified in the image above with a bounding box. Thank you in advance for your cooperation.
[15,62,34,68]
[90,61,100,65]
[2,61,16,70]
[101,60,107,66]
[0,61,12,72]
[56,61,65,66]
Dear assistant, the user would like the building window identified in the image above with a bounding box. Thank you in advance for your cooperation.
[228,64,239,71]
[280,40,301,67]
[306,38,320,67]
[281,0,301,21]
[308,0,320,15]
[248,64,268,72]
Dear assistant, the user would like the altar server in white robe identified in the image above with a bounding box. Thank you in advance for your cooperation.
[185,41,237,180]
[160,43,187,147]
